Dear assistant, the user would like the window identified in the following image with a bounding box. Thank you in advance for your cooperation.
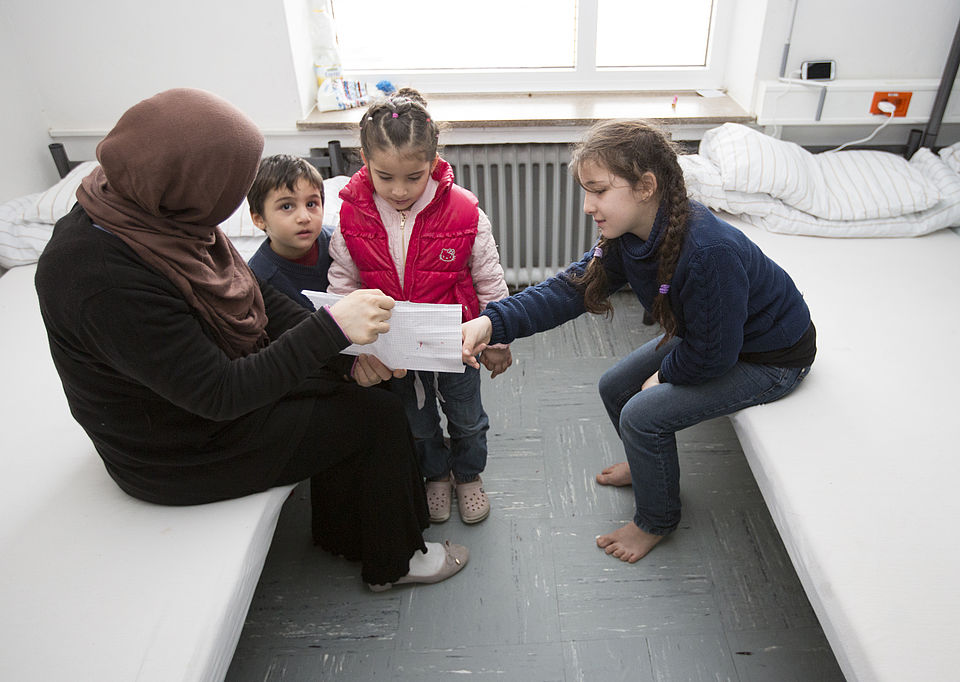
[595,0,714,68]
[328,0,728,93]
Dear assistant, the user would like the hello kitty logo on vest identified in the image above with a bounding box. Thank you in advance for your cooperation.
[439,248,456,262]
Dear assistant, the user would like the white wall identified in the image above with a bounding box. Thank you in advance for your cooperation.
[2,0,959,201]
[723,0,769,115]
[0,15,60,201]
[0,0,312,201]
[734,0,960,143]
[283,0,320,121]
[10,0,304,132]
[756,0,960,81]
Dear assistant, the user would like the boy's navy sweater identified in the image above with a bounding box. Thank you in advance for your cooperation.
[483,201,812,386]
[247,227,333,310]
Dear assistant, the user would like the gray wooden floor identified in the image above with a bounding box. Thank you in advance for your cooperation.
[226,292,844,682]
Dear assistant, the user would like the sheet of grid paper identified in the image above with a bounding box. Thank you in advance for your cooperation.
[303,291,465,373]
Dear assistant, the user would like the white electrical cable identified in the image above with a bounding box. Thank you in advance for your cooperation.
[767,70,803,138]
[775,75,829,122]
[824,102,897,153]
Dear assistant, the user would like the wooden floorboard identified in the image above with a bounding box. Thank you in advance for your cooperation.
[226,292,844,682]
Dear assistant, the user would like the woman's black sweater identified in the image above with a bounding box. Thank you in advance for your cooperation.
[35,205,353,504]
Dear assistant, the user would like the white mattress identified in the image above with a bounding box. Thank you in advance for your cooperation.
[723,216,960,682]
[0,264,293,682]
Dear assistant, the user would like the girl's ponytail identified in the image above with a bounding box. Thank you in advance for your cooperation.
[651,165,689,346]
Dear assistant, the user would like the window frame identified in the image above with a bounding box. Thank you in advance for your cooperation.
[332,0,732,94]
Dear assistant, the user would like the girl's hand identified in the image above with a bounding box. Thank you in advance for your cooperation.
[641,371,661,391]
[461,316,493,369]
[479,345,512,379]
[328,289,395,345]
[352,354,406,386]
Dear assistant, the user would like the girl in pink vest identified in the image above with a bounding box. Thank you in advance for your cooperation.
[328,89,510,525]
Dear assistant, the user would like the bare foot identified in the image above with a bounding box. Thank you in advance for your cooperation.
[595,522,664,563]
[595,461,632,487]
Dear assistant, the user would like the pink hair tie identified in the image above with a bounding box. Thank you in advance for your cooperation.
[658,284,671,295]
[592,246,603,258]
[392,112,399,118]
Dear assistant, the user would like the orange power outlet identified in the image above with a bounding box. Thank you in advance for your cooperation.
[870,91,912,116]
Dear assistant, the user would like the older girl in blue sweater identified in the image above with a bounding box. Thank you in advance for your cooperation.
[462,120,816,563]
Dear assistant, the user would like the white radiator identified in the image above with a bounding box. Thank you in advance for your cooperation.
[443,144,597,290]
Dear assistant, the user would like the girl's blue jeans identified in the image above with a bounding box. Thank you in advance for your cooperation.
[599,335,811,536]
[390,366,489,482]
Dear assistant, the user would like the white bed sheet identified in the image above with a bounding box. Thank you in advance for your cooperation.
[680,127,960,238]
[0,264,293,682]
[0,192,55,268]
[723,214,960,682]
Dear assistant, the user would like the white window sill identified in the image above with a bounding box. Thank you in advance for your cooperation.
[297,91,752,144]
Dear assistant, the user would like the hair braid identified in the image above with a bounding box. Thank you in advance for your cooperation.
[652,166,690,346]
[574,236,614,316]
[568,120,690,331]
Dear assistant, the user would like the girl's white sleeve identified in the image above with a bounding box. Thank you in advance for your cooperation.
[470,208,510,309]
[327,226,362,294]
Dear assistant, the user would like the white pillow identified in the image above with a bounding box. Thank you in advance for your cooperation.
[27,161,99,224]
[939,142,960,174]
[219,198,258,238]
[699,123,941,221]
[814,149,941,220]
[320,174,349,229]
[677,154,727,209]
[737,148,960,237]
[0,192,53,269]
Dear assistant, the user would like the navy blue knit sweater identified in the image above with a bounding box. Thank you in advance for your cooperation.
[483,201,812,385]
[247,226,334,310]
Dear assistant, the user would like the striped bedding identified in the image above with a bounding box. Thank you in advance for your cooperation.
[680,123,960,238]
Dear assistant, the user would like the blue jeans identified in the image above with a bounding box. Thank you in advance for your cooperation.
[599,335,811,536]
[390,366,489,482]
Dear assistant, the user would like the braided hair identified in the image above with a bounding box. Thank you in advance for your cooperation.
[569,120,690,346]
[359,87,442,163]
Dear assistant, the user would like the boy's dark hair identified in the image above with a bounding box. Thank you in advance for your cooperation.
[359,87,443,162]
[569,119,690,347]
[247,154,325,216]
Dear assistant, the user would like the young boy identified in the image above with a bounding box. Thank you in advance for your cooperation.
[247,154,332,309]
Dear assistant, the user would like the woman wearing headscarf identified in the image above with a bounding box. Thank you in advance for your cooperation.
[35,88,467,590]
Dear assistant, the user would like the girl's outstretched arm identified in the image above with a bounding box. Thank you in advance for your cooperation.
[483,272,586,345]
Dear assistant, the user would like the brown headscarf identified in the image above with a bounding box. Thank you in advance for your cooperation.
[76,88,268,358]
